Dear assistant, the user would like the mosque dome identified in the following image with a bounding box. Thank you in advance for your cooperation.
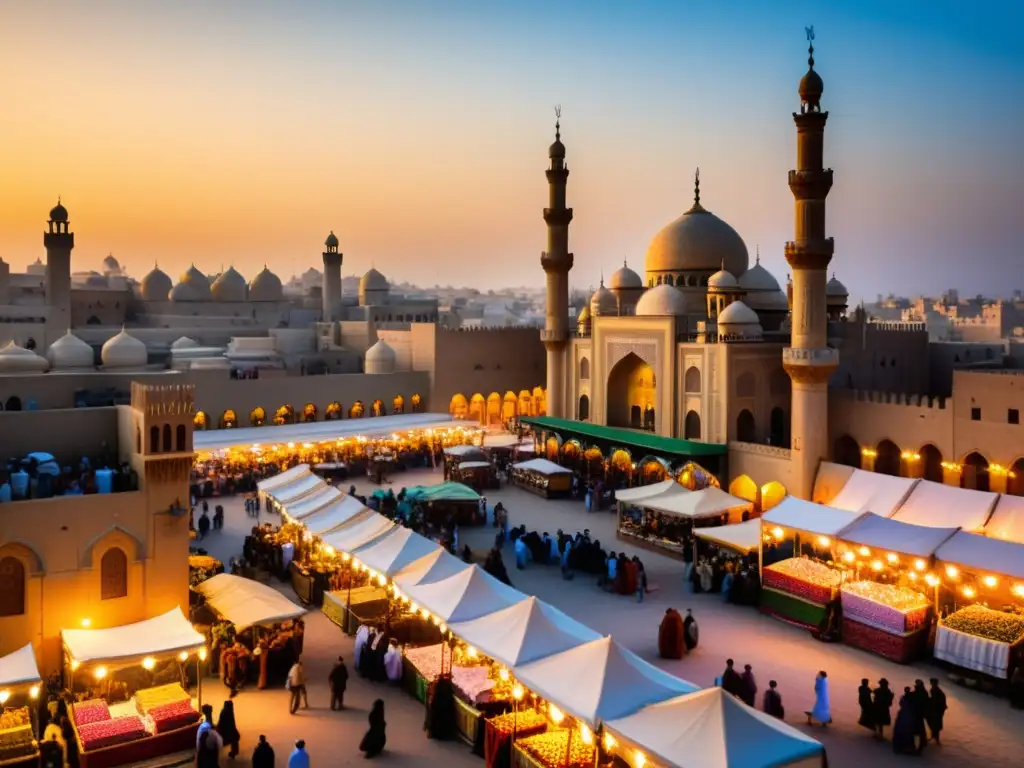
[360,268,389,293]
[745,289,790,312]
[211,266,248,302]
[0,341,49,373]
[635,284,688,317]
[49,201,68,222]
[325,231,339,248]
[799,68,824,106]
[101,329,148,368]
[46,331,94,369]
[608,261,643,291]
[738,258,782,293]
[171,336,199,350]
[102,254,121,272]
[826,274,849,302]
[589,281,617,316]
[140,265,173,301]
[718,300,763,340]
[249,266,284,302]
[170,265,212,301]
[364,339,396,374]
[708,266,738,291]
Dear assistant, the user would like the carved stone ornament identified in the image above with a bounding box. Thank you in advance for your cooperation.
[606,338,658,372]
[783,362,835,385]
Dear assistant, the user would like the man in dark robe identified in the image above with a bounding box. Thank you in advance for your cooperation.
[910,679,929,753]
[683,609,699,651]
[926,678,947,745]
[329,656,349,710]
[721,659,743,698]
[763,681,784,719]
[740,664,757,707]
[658,609,685,659]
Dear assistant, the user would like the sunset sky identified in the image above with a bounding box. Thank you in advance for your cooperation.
[0,1,1021,300]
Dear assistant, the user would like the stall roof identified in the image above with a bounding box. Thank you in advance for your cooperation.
[615,480,685,503]
[457,461,491,470]
[514,636,699,728]
[302,495,372,536]
[194,413,467,452]
[891,480,998,531]
[393,547,472,589]
[0,644,41,688]
[196,574,306,630]
[984,495,1024,544]
[827,469,918,518]
[935,530,1024,581]
[443,445,487,458]
[449,596,602,668]
[352,527,441,577]
[284,484,343,520]
[482,434,525,448]
[267,473,327,506]
[694,519,763,554]
[641,487,749,518]
[762,497,864,537]
[513,458,572,475]
[811,461,856,505]
[606,688,824,768]
[839,513,959,558]
[256,464,310,493]
[62,607,205,665]
[321,514,396,554]
[403,564,528,623]
[406,482,481,502]
[521,416,727,458]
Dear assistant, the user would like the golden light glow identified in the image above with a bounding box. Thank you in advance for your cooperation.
[580,724,594,745]
[71,660,80,671]
[467,646,478,659]
[512,684,524,701]
[983,575,998,588]
[871,560,883,572]
[377,574,387,587]
[635,750,647,768]
[94,666,108,680]
[410,603,419,614]
[945,565,959,580]
[886,553,899,564]
[771,526,784,540]
[961,585,976,599]
[199,647,209,662]
[908,572,918,581]
[81,618,91,628]
[420,608,430,620]
[0,691,9,705]
[499,667,510,682]
[178,651,189,662]
[603,732,617,751]
[1012,584,1024,598]
[342,552,351,562]
[142,657,156,671]
[858,546,871,557]
[439,624,448,635]
[29,685,40,699]
[817,536,830,547]
[925,574,939,587]
[324,545,335,556]
[914,559,927,572]
[843,551,855,563]
[549,704,565,724]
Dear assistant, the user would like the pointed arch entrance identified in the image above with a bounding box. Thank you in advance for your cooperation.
[606,352,655,429]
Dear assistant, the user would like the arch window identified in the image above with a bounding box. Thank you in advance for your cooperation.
[273,405,295,425]
[393,395,405,414]
[684,410,701,440]
[220,409,238,429]
[769,407,788,447]
[579,357,590,381]
[175,424,186,452]
[193,411,208,431]
[100,547,128,600]
[875,440,902,476]
[578,394,590,421]
[349,401,365,419]
[643,404,656,430]
[371,399,385,417]
[325,402,343,420]
[469,394,485,422]
[736,409,756,442]
[162,424,171,452]
[961,452,990,492]
[411,394,423,413]
[0,556,26,617]
[249,407,266,427]
[684,366,701,393]
[1008,458,1024,496]
[502,392,517,421]
[301,403,317,423]
[664,275,674,287]
[921,444,943,483]
[833,435,861,468]
[149,426,160,453]
[449,394,469,419]
[486,393,502,422]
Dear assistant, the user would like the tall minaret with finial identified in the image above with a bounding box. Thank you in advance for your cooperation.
[44,198,74,337]
[541,107,573,418]
[784,27,838,499]
[322,230,343,322]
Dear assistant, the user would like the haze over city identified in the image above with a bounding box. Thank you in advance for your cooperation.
[0,0,1021,300]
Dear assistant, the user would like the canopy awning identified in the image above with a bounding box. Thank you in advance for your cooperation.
[762,497,864,537]
[606,688,824,768]
[514,636,699,728]
[303,495,373,536]
[266,473,326,506]
[403,564,527,623]
[0,644,41,688]
[521,416,727,459]
[444,445,488,459]
[694,519,763,554]
[351,527,441,577]
[393,547,472,589]
[256,464,309,493]
[284,485,342,520]
[482,434,524,448]
[615,480,684,503]
[196,574,306,630]
[321,514,396,554]
[935,530,1024,581]
[839,513,959,558]
[641,487,748,518]
[891,480,998,531]
[984,495,1024,544]
[407,482,481,502]
[513,458,571,475]
[62,607,205,665]
[457,461,491,470]
[827,468,918,517]
[449,596,602,668]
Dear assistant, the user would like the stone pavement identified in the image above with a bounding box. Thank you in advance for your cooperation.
[195,468,1022,767]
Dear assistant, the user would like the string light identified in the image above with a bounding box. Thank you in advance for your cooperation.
[199,647,208,662]
[178,651,189,662]
[603,732,617,751]
[142,657,156,670]
[843,551,855,563]
[71,660,80,671]
[946,565,959,580]
[817,536,830,547]
[914,559,927,572]
[635,750,647,767]
[871,560,883,572]
[324,545,335,556]
[580,724,594,745]
[771,527,784,540]
[29,685,40,699]
[983,575,998,588]
[925,574,939,587]
[499,668,510,682]
[549,704,565,724]
[886,553,899,564]
[908,572,918,581]
[961,585,976,599]
[1013,584,1024,599]
[512,684,524,701]
[94,666,108,680]
[858,547,871,557]
[81,619,91,628]
[0,691,9,705]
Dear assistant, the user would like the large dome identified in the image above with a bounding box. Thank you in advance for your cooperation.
[101,329,148,368]
[645,203,749,278]
[0,341,49,373]
[827,274,849,298]
[170,265,212,301]
[365,339,396,374]
[211,266,248,302]
[360,268,389,293]
[47,331,94,369]
[249,266,283,302]
[171,336,199,350]
[49,200,68,222]
[140,265,173,301]
[635,284,688,317]
[608,260,642,291]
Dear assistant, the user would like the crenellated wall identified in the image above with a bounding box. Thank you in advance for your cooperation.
[828,388,954,457]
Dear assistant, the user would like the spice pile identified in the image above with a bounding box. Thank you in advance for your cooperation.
[516,730,595,768]
[78,715,148,751]
[943,604,1024,644]
[841,581,931,634]
[73,700,112,727]
[0,708,35,762]
[763,558,841,605]
[134,683,190,714]
[488,709,548,735]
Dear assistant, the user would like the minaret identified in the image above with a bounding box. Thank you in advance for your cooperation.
[540,108,573,418]
[784,28,838,499]
[43,199,74,333]
[322,230,343,322]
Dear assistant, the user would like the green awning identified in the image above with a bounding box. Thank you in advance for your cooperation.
[520,417,727,459]
[406,482,481,503]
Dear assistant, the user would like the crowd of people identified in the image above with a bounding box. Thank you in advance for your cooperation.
[686,553,761,606]
[859,677,949,756]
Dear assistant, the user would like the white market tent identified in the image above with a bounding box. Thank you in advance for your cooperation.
[403,565,527,623]
[284,485,343,520]
[615,480,686,504]
[694,519,763,554]
[351,527,441,577]
[890,480,998,531]
[256,464,309,494]
[606,687,825,768]
[838,513,959,559]
[482,433,523,448]
[811,462,855,505]
[642,487,749,519]
[321,514,396,554]
[303,495,372,536]
[513,458,571,475]
[827,468,918,517]
[0,644,41,688]
[984,494,1024,544]
[444,445,487,458]
[762,497,864,537]
[514,636,699,728]
[449,596,602,668]
[62,607,205,665]
[267,473,327,507]
[196,574,306,630]
[457,461,491,470]
[393,547,472,589]
[935,531,1024,581]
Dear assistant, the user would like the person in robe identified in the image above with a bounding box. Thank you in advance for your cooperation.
[721,659,743,698]
[683,609,699,652]
[721,567,734,602]
[891,687,918,754]
[805,670,831,726]
[1010,666,1024,710]
[329,656,348,710]
[740,664,757,707]
[358,629,377,678]
[926,678,947,745]
[698,559,713,593]
[658,609,685,659]
[217,701,241,759]
[910,679,929,752]
[251,735,275,768]
[763,681,784,719]
[857,679,875,732]
[514,535,529,570]
[620,556,638,595]
[872,678,894,740]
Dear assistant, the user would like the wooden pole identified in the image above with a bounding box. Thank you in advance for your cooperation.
[563,725,573,768]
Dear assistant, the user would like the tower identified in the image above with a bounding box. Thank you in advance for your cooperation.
[784,28,838,499]
[540,108,573,418]
[322,230,343,322]
[43,199,74,333]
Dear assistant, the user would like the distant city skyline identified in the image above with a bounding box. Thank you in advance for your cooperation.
[0,1,1021,300]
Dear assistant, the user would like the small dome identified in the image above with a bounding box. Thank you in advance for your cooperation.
[101,329,148,368]
[0,341,49,373]
[799,68,824,106]
[211,266,248,302]
[102,254,120,271]
[249,266,283,302]
[140,265,173,301]
[171,265,212,301]
[708,267,738,291]
[360,268,389,293]
[589,281,617,316]
[745,290,790,312]
[364,339,396,374]
[718,299,760,325]
[47,331,94,369]
[826,274,848,297]
[325,231,339,248]
[49,200,68,222]
[738,259,782,293]
[635,284,688,317]
[171,336,199,350]
[608,261,643,291]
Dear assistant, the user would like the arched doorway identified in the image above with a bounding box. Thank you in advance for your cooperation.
[449,394,468,419]
[684,366,701,393]
[469,394,485,423]
[248,407,265,427]
[961,452,990,492]
[643,404,655,430]
[518,390,532,416]
[684,410,701,440]
[273,405,295,425]
[326,402,343,420]
[606,352,655,429]
[561,440,582,466]
[502,392,517,421]
[393,395,405,414]
[875,440,902,476]
[1008,458,1024,496]
[371,399,385,417]
[579,358,590,380]
[301,403,317,422]
[349,401,365,418]
[193,411,208,431]
[486,393,502,424]
[833,435,860,467]
[639,457,669,483]
[411,394,423,413]
[532,386,546,416]
[5,396,22,411]
[736,410,756,442]
[677,462,720,491]
[578,395,590,421]
[583,446,603,475]
[921,444,943,483]
[769,407,788,447]
[220,409,238,429]
[545,436,560,462]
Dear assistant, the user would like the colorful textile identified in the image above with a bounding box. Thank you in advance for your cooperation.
[78,714,148,751]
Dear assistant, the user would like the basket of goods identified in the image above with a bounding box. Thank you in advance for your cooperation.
[134,683,191,715]
[189,555,224,587]
[77,715,148,751]
[942,605,1024,644]
[488,709,548,735]
[0,708,36,762]
[73,699,112,727]
[516,730,596,768]
[935,605,1024,679]
[762,559,841,605]
[841,581,931,634]
[147,700,200,734]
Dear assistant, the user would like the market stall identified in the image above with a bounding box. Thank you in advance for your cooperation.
[890,479,998,531]
[614,480,682,504]
[321,513,396,554]
[255,464,309,496]
[510,459,572,499]
[195,574,306,630]
[825,468,918,517]
[264,472,328,511]
[984,494,1024,544]
[693,518,762,555]
[405,482,485,526]
[301,495,372,536]
[0,644,42,768]
[454,461,499,492]
[322,585,390,635]
[400,564,528,624]
[618,487,748,559]
[351,527,442,578]
[60,609,206,768]
[394,547,472,589]
[282,484,343,521]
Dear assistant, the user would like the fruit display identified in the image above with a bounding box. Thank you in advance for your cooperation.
[488,709,549,735]
[73,699,111,727]
[0,723,36,762]
[188,555,224,587]
[0,708,30,731]
[516,729,596,768]
[841,617,929,663]
[763,559,841,606]
[147,700,200,734]
[942,604,1024,645]
[759,587,827,631]
[403,643,496,704]
[134,683,191,715]
[77,714,148,751]
[841,581,931,634]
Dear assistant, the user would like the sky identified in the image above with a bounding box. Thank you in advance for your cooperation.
[0,1,1022,301]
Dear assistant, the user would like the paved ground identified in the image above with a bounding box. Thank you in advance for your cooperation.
[195,467,1022,767]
